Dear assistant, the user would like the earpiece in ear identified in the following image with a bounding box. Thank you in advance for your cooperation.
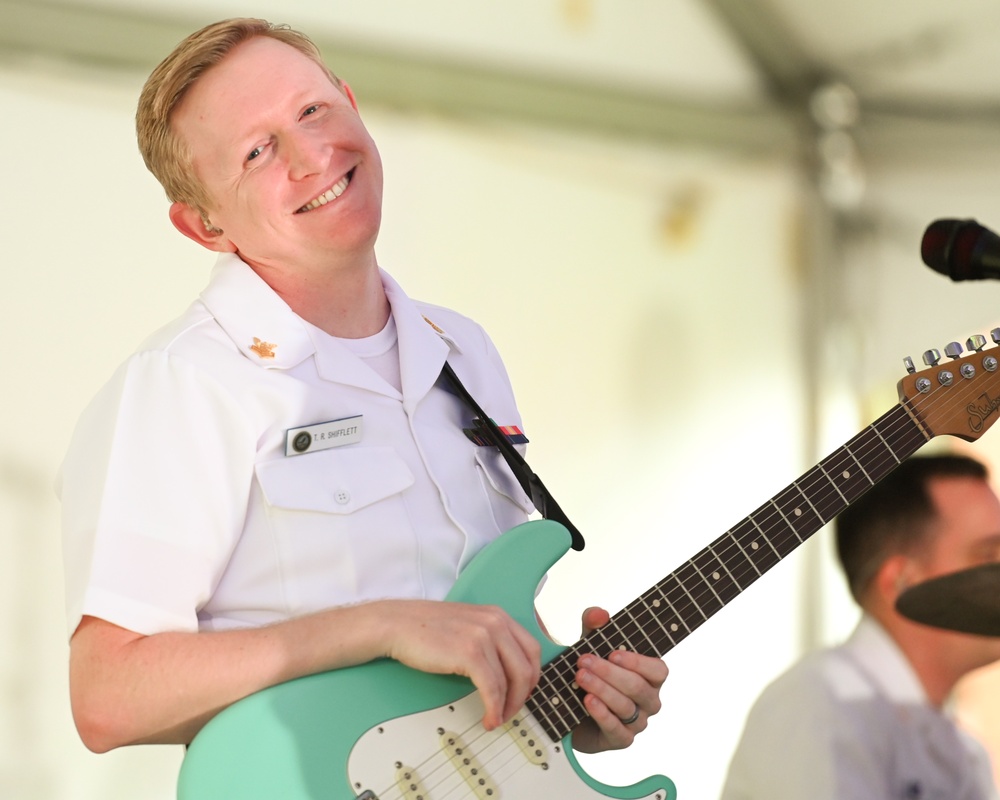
[201,214,223,235]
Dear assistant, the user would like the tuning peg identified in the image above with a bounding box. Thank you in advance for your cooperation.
[923,349,942,367]
[904,356,916,374]
[968,334,988,352]
[945,342,964,359]
[992,328,1000,345]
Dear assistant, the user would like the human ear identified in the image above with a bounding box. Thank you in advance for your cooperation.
[168,202,236,252]
[876,554,917,602]
[341,81,359,112]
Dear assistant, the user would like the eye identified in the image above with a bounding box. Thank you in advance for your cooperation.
[245,139,273,165]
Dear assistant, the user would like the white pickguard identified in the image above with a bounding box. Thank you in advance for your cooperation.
[348,691,667,800]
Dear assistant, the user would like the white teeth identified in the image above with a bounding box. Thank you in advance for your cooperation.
[299,174,351,212]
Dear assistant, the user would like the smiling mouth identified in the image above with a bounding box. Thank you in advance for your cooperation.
[296,170,353,213]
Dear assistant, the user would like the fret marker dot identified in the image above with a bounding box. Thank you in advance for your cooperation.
[618,645,627,651]
[794,508,802,516]
[712,571,721,580]
[842,470,850,479]
[670,623,679,632]
[552,697,561,706]
[751,541,759,550]
[652,599,661,608]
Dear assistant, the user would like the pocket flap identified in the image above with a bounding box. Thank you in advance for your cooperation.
[255,447,414,514]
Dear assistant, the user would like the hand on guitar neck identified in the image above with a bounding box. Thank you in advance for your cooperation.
[571,606,669,753]
[385,600,667,747]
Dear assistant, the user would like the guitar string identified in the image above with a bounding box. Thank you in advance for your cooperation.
[363,702,559,800]
[359,354,996,799]
[528,358,996,735]
[546,365,977,728]
[534,404,931,732]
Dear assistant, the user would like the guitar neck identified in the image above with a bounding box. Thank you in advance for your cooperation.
[526,401,929,741]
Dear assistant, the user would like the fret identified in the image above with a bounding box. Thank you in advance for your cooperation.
[771,484,823,542]
[649,584,692,640]
[843,438,874,485]
[727,529,763,577]
[799,463,849,526]
[615,606,661,655]
[818,445,874,507]
[817,460,849,505]
[619,598,667,654]
[688,557,724,606]
[767,498,802,543]
[588,625,617,655]
[875,406,930,469]
[707,540,746,590]
[747,506,800,560]
[870,424,902,465]
[526,679,576,741]
[843,434,891,487]
[692,547,742,604]
[671,562,722,620]
[637,589,679,647]
[730,518,782,573]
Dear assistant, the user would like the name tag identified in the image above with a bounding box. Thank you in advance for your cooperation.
[285,416,362,456]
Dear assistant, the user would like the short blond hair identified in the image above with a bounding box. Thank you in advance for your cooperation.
[136,18,342,214]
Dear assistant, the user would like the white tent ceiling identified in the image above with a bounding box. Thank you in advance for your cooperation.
[5,0,1000,164]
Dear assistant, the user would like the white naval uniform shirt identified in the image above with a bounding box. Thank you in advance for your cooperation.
[720,615,999,800]
[59,253,533,638]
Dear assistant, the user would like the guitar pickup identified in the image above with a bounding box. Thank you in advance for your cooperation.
[440,729,498,799]
[504,714,548,766]
[395,764,428,800]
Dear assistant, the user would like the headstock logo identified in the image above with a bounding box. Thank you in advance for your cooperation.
[968,391,1000,433]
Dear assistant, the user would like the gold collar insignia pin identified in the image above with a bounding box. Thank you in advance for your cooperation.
[250,338,277,359]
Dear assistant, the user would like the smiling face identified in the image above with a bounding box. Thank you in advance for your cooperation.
[169,36,384,278]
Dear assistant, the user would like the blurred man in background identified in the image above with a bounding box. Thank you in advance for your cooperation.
[721,453,1000,799]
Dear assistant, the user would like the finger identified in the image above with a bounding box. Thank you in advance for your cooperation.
[580,606,610,636]
[576,656,639,723]
[581,691,640,749]
[608,649,669,691]
[578,652,667,720]
[495,621,542,723]
[465,607,540,728]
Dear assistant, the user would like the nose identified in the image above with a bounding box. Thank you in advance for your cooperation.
[285,132,328,181]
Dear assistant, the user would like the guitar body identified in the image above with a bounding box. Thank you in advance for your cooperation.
[177,520,676,800]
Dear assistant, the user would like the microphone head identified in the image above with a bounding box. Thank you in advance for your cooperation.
[921,218,1000,281]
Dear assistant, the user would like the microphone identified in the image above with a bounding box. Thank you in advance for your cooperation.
[921,218,1000,281]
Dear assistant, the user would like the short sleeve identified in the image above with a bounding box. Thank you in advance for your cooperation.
[60,350,256,638]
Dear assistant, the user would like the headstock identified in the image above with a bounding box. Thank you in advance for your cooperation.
[897,330,1000,441]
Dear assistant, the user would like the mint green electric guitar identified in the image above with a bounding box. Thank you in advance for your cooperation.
[177,340,1000,799]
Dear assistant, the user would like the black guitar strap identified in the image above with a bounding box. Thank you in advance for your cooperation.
[440,361,585,551]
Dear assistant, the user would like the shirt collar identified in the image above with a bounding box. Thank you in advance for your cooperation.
[198,254,461,403]
[845,614,929,706]
[381,270,458,409]
[199,253,315,370]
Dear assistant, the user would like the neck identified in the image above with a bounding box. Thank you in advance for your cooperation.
[244,251,390,338]
[871,606,965,708]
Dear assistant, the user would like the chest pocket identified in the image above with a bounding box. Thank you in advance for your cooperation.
[474,447,534,521]
[255,446,415,514]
